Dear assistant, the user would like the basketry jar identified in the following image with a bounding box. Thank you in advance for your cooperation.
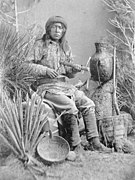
[98,113,129,146]
[90,42,113,83]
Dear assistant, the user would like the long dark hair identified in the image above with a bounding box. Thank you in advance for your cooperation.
[42,24,70,55]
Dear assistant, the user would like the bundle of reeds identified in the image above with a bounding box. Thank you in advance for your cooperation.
[116,58,135,116]
[0,22,48,178]
[102,0,135,119]
[0,21,35,99]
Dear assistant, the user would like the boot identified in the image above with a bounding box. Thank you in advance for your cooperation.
[89,137,112,153]
[62,114,81,148]
[82,108,112,153]
[82,108,99,140]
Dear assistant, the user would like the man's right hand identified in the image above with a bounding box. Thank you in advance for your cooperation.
[46,67,59,78]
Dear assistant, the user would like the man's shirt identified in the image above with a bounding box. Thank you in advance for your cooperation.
[28,39,77,96]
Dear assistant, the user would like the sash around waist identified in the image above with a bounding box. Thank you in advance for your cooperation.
[37,76,66,86]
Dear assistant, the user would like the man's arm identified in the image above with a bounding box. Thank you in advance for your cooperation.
[21,61,47,78]
[21,40,48,78]
[21,40,58,79]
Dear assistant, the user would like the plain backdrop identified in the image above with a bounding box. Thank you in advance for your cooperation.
[18,0,111,84]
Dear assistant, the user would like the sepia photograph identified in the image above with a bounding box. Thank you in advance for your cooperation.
[0,0,135,179]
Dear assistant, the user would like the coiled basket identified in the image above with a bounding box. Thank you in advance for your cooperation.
[37,135,70,164]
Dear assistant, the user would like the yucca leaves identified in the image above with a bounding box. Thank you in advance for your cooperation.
[0,95,25,156]
[0,92,48,165]
[24,94,31,149]
[0,22,36,97]
[0,21,47,177]
[1,102,21,147]
[30,113,48,150]
[27,93,38,133]
[0,133,20,156]
[16,91,24,136]
[29,97,43,140]
[0,112,24,157]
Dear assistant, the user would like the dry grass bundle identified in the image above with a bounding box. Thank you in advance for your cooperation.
[0,21,35,99]
[102,0,135,117]
[116,58,135,113]
[0,19,51,179]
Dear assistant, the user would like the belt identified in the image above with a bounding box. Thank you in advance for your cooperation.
[37,76,66,86]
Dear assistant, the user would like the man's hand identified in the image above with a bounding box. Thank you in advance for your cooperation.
[72,64,82,72]
[46,67,59,78]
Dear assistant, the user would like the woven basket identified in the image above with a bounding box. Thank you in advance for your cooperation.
[90,42,113,83]
[37,135,70,164]
[98,113,129,146]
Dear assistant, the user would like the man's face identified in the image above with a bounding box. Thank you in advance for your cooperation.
[49,23,64,41]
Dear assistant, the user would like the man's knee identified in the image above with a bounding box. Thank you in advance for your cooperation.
[67,100,78,115]
[87,98,95,108]
[75,89,95,108]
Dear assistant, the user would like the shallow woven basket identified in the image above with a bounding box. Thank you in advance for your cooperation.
[98,113,129,146]
[37,135,70,164]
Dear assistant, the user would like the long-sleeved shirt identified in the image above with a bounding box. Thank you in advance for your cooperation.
[23,38,77,96]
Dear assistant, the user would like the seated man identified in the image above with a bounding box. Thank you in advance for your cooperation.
[23,16,111,154]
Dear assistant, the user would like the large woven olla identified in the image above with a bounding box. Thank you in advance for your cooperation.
[90,42,113,83]
[91,80,115,121]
